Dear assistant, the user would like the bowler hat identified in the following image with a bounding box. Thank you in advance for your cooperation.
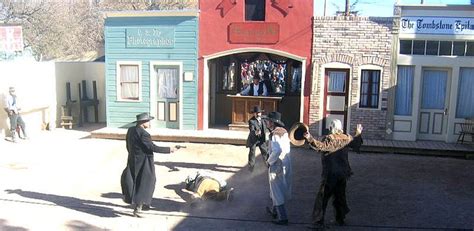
[267,111,285,127]
[134,112,154,123]
[250,105,264,113]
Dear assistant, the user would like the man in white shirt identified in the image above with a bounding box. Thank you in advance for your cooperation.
[239,77,268,96]
[4,87,27,142]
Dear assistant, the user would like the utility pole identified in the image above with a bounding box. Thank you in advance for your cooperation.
[324,0,327,16]
[421,0,424,4]
[345,0,350,16]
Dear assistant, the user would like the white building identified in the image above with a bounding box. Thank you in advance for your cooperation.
[391,4,474,142]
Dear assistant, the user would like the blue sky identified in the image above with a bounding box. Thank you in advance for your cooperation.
[314,0,473,17]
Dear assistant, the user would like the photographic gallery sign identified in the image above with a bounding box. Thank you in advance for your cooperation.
[0,26,24,52]
[400,17,474,35]
[126,27,175,48]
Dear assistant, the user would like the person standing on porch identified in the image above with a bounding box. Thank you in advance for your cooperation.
[264,111,292,225]
[303,120,363,228]
[239,77,268,96]
[120,112,176,218]
[245,105,269,172]
[4,87,28,142]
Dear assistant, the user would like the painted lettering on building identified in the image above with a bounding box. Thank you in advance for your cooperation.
[126,28,175,48]
[400,17,474,35]
[228,22,279,44]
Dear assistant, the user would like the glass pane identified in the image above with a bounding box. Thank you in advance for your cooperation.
[421,70,447,110]
[426,41,439,55]
[456,68,474,118]
[413,40,425,55]
[439,41,452,56]
[395,66,414,116]
[157,68,178,99]
[245,0,265,21]
[400,40,412,55]
[453,41,466,56]
[240,59,286,95]
[466,42,474,56]
[328,71,346,93]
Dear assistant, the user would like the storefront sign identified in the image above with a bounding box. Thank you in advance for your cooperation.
[228,22,279,44]
[126,27,175,48]
[0,26,23,52]
[400,17,474,35]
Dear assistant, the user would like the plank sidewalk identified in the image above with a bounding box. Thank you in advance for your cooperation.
[89,125,474,159]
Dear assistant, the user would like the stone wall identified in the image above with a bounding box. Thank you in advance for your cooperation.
[310,16,394,139]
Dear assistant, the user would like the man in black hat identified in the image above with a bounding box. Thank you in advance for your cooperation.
[120,112,175,217]
[264,111,292,225]
[245,105,269,172]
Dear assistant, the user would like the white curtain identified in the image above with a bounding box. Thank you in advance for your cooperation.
[328,71,346,92]
[157,68,178,99]
[120,65,139,99]
[395,66,414,115]
[456,68,474,118]
[422,70,447,110]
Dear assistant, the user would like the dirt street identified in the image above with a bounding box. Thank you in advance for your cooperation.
[0,129,473,230]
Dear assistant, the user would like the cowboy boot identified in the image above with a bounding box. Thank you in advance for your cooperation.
[133,203,143,218]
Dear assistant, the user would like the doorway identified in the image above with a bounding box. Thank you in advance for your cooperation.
[151,64,181,129]
[323,69,350,135]
[418,68,451,141]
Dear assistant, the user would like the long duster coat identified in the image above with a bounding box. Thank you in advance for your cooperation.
[267,127,292,206]
[121,125,171,205]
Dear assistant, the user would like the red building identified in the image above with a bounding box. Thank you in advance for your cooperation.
[198,0,313,130]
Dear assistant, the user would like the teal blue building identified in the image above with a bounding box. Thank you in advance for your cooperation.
[104,11,199,129]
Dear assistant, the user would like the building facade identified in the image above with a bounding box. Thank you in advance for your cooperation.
[198,0,313,130]
[104,11,199,129]
[392,5,474,142]
[310,16,394,139]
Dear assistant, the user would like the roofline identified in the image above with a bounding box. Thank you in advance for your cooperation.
[104,10,199,18]
[396,4,474,11]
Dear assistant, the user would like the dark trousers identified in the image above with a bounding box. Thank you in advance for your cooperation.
[9,113,26,138]
[312,176,349,224]
[248,141,268,167]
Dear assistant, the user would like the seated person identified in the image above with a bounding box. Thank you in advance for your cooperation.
[184,171,234,202]
[239,77,268,96]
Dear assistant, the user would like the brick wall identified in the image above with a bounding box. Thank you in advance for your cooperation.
[310,16,394,139]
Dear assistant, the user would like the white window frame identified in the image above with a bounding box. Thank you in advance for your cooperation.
[116,61,142,102]
[357,64,383,110]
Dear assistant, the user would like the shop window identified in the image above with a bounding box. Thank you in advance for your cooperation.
[220,62,237,92]
[456,68,474,118]
[439,41,452,56]
[399,40,412,55]
[413,40,425,55]
[359,70,380,109]
[395,66,414,116]
[426,40,439,55]
[453,41,466,56]
[245,0,265,21]
[117,62,141,101]
[467,42,474,56]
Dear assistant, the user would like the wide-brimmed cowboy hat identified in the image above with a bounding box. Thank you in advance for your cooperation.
[266,111,285,127]
[250,105,264,113]
[133,112,154,123]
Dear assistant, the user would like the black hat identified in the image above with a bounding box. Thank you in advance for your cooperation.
[134,112,154,123]
[250,105,264,113]
[267,111,285,127]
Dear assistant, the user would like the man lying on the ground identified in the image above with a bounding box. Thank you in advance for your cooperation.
[184,171,234,202]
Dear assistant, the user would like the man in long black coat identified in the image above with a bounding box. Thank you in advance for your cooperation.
[304,120,363,228]
[246,105,269,172]
[121,112,174,217]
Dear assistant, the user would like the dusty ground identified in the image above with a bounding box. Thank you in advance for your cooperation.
[0,128,473,230]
